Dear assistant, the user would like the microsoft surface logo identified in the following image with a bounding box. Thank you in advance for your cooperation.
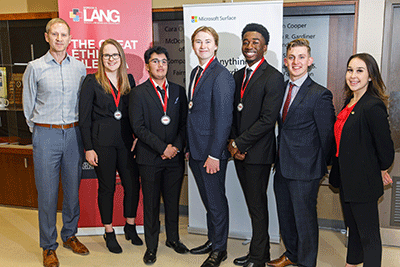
[191,16,198,23]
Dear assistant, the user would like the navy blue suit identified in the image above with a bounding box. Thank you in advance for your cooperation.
[187,58,235,251]
[274,76,335,267]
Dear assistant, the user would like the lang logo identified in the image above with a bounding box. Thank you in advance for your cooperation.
[191,16,198,23]
[69,8,81,22]
[83,6,120,24]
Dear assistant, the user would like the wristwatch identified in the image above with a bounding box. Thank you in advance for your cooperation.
[231,141,237,149]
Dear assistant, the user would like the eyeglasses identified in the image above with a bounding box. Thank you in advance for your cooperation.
[149,59,168,65]
[103,53,120,60]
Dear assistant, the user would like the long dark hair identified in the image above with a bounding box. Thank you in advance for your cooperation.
[344,53,389,107]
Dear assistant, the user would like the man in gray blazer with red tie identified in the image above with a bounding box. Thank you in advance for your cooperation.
[267,39,335,267]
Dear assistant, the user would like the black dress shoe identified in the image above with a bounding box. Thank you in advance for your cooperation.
[103,230,122,254]
[166,240,189,254]
[243,262,265,267]
[190,240,213,254]
[201,250,227,267]
[143,249,157,264]
[234,253,250,265]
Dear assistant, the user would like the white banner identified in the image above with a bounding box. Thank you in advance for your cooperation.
[184,1,283,242]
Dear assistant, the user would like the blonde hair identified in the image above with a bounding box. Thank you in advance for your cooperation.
[191,26,219,55]
[286,38,311,56]
[95,39,131,95]
[46,18,70,34]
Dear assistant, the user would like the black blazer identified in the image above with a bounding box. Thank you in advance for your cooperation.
[329,92,394,202]
[79,74,135,150]
[129,79,187,166]
[230,60,285,164]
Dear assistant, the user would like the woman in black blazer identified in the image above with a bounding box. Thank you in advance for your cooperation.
[79,39,142,253]
[330,53,394,267]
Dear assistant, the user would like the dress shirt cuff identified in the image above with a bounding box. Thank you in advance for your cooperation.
[208,155,220,161]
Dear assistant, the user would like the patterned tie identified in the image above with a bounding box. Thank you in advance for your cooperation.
[243,68,253,87]
[282,82,294,122]
[157,86,165,100]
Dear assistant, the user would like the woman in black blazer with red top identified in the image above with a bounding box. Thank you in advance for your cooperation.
[79,39,142,253]
[330,53,394,267]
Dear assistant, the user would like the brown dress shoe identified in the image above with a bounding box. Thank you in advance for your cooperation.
[43,249,59,267]
[63,236,90,255]
[267,254,296,267]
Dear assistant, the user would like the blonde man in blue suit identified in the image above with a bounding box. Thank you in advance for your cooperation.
[187,26,235,267]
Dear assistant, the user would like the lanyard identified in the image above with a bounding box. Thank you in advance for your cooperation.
[191,56,215,98]
[240,58,264,99]
[150,79,168,113]
[108,78,121,109]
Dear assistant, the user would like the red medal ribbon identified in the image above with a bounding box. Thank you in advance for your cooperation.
[107,78,121,109]
[150,79,168,113]
[191,56,215,98]
[240,57,265,99]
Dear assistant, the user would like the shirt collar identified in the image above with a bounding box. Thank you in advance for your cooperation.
[199,56,215,69]
[246,58,263,72]
[289,73,308,88]
[151,78,169,90]
[44,50,71,64]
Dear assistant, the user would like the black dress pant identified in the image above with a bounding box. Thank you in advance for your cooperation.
[94,142,140,225]
[139,161,184,250]
[235,161,271,264]
[340,189,382,267]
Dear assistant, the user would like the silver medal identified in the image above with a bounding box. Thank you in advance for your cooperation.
[161,115,171,125]
[114,110,122,120]
[237,103,244,112]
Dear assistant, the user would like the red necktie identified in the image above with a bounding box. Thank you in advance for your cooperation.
[282,82,294,122]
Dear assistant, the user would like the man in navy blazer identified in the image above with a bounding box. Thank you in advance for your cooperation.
[267,39,335,267]
[187,26,235,267]
[228,23,285,267]
[130,46,189,264]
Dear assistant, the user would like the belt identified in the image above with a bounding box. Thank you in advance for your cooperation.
[35,122,79,129]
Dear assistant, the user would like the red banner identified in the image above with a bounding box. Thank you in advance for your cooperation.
[58,0,152,229]
[58,0,152,83]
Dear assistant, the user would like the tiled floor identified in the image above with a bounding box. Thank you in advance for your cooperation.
[0,206,399,266]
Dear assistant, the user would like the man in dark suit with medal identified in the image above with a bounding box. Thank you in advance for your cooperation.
[267,39,335,267]
[129,46,189,264]
[228,23,285,267]
[186,26,235,267]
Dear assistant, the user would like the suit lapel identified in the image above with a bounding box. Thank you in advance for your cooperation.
[284,77,312,124]
[242,61,267,100]
[192,59,218,99]
[166,83,178,115]
[144,79,164,113]
[188,68,197,100]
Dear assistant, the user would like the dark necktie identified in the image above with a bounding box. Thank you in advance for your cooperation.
[282,82,294,122]
[243,68,252,87]
[157,86,165,100]
[195,66,203,85]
